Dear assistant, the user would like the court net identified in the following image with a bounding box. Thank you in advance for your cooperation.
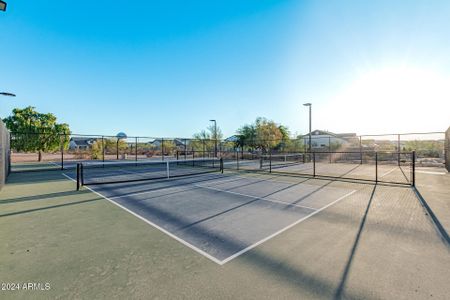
[77,158,223,189]
[260,153,304,169]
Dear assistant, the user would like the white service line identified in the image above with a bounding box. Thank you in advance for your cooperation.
[106,174,246,200]
[61,173,224,265]
[220,189,357,264]
[380,167,397,178]
[193,184,317,211]
[416,170,447,175]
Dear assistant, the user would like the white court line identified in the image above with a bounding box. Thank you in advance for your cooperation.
[380,167,397,178]
[193,184,317,211]
[107,172,309,200]
[220,189,357,264]
[106,174,247,200]
[416,170,447,175]
[62,173,224,265]
[62,172,357,265]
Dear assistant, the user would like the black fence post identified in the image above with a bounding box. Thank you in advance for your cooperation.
[359,136,363,165]
[313,152,316,177]
[375,152,378,183]
[220,157,224,173]
[269,150,272,173]
[184,139,187,160]
[60,134,64,170]
[102,136,105,163]
[398,134,401,166]
[116,139,119,160]
[161,138,164,161]
[135,137,138,162]
[236,150,239,170]
[202,140,205,158]
[412,151,416,187]
[76,163,80,191]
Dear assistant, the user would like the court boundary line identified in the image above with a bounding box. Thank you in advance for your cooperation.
[62,173,224,265]
[62,172,357,265]
[416,170,447,175]
[219,189,357,264]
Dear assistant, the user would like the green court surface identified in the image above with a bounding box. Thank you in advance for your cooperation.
[1,169,449,299]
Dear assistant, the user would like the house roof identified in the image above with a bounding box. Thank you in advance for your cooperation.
[301,130,339,138]
[70,137,95,147]
[225,135,239,142]
[301,130,357,139]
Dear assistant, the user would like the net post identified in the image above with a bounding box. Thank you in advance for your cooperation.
[166,161,170,178]
[193,151,195,160]
[259,156,263,169]
[412,151,416,187]
[375,152,378,184]
[397,134,401,166]
[184,139,187,160]
[220,158,224,173]
[176,150,179,160]
[76,163,80,191]
[313,152,316,177]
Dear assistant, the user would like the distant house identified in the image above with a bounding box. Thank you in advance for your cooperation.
[173,139,187,148]
[69,137,96,150]
[301,130,357,148]
[149,139,187,149]
[225,135,240,143]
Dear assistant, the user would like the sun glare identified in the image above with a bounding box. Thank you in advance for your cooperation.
[323,65,450,133]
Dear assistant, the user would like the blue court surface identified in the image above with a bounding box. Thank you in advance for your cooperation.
[65,171,356,264]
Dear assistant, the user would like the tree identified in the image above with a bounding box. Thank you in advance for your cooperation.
[3,106,70,161]
[192,124,223,153]
[237,117,288,153]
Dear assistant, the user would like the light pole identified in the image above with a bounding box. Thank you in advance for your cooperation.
[303,103,312,152]
[0,1,7,12]
[209,119,217,157]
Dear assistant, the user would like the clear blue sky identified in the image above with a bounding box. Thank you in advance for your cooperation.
[2,0,450,138]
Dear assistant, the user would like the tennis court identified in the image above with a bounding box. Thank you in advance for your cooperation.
[65,160,358,264]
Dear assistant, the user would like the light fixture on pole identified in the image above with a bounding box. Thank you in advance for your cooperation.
[0,1,7,12]
[303,103,312,152]
[209,119,217,157]
[0,92,15,97]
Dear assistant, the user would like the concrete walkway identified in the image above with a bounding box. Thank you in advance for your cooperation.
[415,167,450,244]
